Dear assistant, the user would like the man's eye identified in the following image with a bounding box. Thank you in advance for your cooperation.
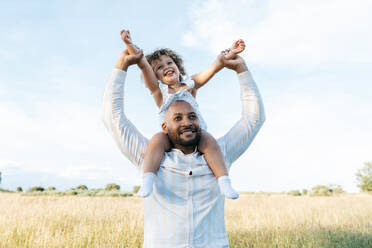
[189,115,197,120]
[174,116,182,121]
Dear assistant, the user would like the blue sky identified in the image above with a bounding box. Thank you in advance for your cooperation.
[1,0,371,192]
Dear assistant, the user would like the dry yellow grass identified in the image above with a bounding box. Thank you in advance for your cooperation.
[1,193,371,247]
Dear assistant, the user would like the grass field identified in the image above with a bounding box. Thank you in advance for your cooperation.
[1,193,371,247]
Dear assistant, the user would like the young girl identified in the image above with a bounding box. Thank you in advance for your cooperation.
[120,29,245,199]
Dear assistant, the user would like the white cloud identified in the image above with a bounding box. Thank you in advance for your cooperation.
[183,0,372,65]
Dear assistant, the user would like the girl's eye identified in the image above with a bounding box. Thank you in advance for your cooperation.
[157,66,162,71]
[167,61,173,65]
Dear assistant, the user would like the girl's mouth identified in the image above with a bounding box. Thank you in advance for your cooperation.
[164,70,174,77]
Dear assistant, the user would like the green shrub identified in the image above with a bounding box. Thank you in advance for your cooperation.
[106,191,120,197]
[65,190,78,196]
[80,190,96,196]
[120,192,133,197]
[310,185,331,196]
[28,186,45,192]
[133,185,140,194]
[16,187,23,192]
[47,186,56,191]
[302,189,308,195]
[76,185,88,190]
[356,162,372,192]
[96,190,106,197]
[288,190,301,196]
[328,184,344,194]
[105,183,120,191]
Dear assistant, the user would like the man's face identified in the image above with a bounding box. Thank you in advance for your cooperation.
[162,101,201,148]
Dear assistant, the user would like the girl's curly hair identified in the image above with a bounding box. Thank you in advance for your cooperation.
[146,48,186,82]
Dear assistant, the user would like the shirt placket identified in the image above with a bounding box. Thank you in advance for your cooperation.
[186,157,194,247]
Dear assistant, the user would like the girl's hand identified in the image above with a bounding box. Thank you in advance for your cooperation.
[120,29,132,45]
[120,29,141,55]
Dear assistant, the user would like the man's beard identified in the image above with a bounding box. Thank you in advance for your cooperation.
[167,126,201,147]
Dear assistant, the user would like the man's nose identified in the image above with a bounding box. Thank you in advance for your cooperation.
[181,118,192,126]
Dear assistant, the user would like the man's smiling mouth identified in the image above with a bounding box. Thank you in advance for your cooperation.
[180,128,196,134]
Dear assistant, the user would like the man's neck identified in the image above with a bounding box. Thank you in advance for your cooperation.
[173,144,196,155]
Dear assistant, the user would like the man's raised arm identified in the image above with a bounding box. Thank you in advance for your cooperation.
[102,49,149,167]
[217,56,265,167]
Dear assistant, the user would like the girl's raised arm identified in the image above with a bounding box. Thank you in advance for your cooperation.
[120,29,163,107]
[137,59,163,108]
[191,54,224,91]
[192,40,245,92]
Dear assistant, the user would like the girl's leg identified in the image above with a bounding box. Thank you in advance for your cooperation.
[198,131,239,199]
[137,132,171,197]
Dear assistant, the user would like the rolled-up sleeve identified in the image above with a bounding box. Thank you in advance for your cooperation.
[218,69,265,167]
[102,69,148,167]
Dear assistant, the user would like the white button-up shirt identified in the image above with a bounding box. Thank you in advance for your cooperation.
[102,69,265,248]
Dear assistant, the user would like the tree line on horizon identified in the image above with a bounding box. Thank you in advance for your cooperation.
[0,162,371,196]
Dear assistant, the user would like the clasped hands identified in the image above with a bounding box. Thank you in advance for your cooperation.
[115,48,247,73]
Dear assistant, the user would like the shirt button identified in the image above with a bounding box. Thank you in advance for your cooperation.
[189,170,192,175]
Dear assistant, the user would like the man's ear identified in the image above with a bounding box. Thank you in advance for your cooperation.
[161,123,168,134]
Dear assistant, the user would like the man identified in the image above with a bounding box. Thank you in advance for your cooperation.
[102,49,265,247]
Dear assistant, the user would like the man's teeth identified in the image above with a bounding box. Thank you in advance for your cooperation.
[181,129,194,134]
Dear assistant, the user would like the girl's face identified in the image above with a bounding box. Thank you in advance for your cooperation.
[151,55,180,86]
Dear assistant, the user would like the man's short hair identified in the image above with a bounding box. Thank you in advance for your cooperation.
[158,96,196,126]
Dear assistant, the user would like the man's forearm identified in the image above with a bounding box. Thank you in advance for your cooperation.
[102,69,148,167]
[219,68,265,166]
[115,57,129,71]
[233,62,248,74]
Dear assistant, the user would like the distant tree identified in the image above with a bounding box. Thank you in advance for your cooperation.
[76,185,88,190]
[47,186,56,191]
[133,185,140,194]
[0,171,2,184]
[356,162,372,192]
[16,187,23,192]
[310,185,331,196]
[302,189,308,195]
[29,186,45,192]
[287,190,301,196]
[328,184,344,194]
[105,183,120,191]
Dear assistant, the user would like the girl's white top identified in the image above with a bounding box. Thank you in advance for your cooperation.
[158,78,207,130]
[102,69,265,248]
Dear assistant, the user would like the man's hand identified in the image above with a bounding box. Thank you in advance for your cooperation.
[115,49,143,71]
[219,50,248,74]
